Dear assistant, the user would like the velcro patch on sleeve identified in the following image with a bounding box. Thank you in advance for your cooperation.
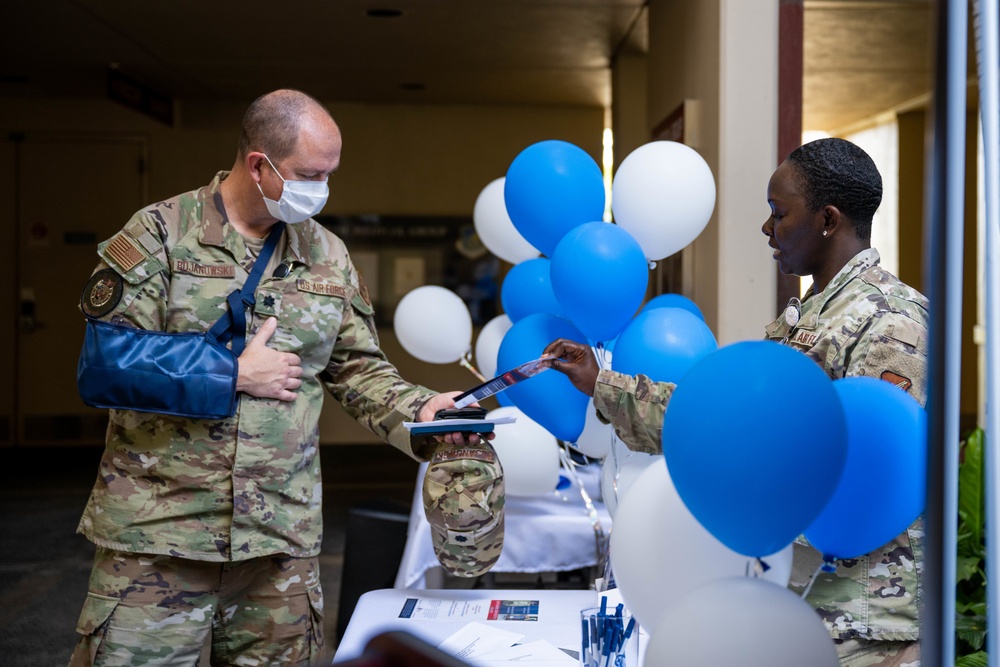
[432,448,496,464]
[881,370,913,392]
[173,259,236,278]
[105,232,145,272]
[81,268,124,318]
[296,279,350,298]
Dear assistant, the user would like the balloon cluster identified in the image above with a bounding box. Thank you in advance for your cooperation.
[609,341,928,664]
[394,137,930,663]
[396,138,719,495]
[486,139,719,447]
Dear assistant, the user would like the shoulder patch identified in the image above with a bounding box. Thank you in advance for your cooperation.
[105,232,145,272]
[881,370,913,392]
[358,274,373,306]
[81,268,123,318]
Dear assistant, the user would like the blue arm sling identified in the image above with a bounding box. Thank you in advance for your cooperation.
[77,222,286,419]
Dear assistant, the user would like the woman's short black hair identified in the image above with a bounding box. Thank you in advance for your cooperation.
[786,138,882,240]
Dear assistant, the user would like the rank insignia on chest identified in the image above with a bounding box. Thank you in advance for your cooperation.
[81,268,124,317]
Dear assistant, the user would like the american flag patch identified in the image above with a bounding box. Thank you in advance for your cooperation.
[105,233,144,272]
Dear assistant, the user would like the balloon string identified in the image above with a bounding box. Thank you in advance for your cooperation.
[557,443,608,582]
[458,352,487,382]
[745,557,770,578]
[800,560,830,600]
[592,341,610,370]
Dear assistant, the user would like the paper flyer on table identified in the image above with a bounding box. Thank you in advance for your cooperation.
[437,623,576,665]
[452,356,553,408]
[467,640,577,665]
[398,597,540,622]
[436,622,525,659]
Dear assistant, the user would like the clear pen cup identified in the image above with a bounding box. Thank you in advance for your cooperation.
[580,606,638,667]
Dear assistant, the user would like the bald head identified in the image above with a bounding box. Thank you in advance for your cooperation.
[237,89,338,162]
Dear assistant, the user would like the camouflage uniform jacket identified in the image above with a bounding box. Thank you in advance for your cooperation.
[77,172,436,562]
[594,248,928,642]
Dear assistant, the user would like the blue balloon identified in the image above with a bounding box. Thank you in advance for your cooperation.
[641,293,705,321]
[662,341,848,557]
[500,258,561,322]
[611,307,717,384]
[550,222,649,342]
[497,313,590,442]
[504,141,606,257]
[804,377,927,560]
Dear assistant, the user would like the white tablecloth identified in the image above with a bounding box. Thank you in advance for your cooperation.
[394,462,611,589]
[333,587,645,665]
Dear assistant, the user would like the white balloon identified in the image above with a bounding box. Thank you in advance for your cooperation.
[487,406,561,496]
[611,141,716,261]
[610,463,792,629]
[600,445,658,517]
[570,399,614,459]
[473,178,540,265]
[474,314,512,380]
[645,577,838,667]
[393,286,472,364]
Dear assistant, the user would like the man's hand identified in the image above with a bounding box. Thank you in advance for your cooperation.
[237,317,303,400]
[542,338,598,397]
[418,391,495,446]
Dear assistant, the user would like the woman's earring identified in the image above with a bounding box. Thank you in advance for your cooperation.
[823,230,828,236]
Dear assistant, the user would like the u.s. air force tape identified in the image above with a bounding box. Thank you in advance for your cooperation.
[81,268,123,318]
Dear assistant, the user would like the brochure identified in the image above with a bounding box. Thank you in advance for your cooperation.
[398,597,540,622]
[453,356,554,408]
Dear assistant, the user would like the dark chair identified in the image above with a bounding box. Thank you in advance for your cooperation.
[336,498,412,641]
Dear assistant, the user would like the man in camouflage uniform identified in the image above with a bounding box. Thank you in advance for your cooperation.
[544,138,926,667]
[70,89,490,666]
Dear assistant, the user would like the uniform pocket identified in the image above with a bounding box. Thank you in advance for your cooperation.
[76,592,119,635]
[306,582,326,661]
[72,592,120,665]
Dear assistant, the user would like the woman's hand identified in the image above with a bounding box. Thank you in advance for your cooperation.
[542,338,599,397]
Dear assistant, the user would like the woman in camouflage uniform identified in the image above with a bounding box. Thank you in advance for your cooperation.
[544,138,927,667]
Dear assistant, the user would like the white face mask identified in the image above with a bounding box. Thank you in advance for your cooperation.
[257,154,329,223]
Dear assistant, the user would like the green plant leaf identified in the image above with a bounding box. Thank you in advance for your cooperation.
[958,429,984,546]
[957,615,987,651]
[956,600,987,616]
[957,556,983,584]
[955,651,988,667]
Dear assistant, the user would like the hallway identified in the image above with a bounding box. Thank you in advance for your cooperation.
[0,444,420,666]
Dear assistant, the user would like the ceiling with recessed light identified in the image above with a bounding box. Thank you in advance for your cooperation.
[1,0,931,133]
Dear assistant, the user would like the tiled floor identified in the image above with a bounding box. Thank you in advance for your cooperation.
[0,444,420,667]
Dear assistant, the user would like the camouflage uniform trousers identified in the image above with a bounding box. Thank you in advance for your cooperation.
[836,638,919,667]
[68,548,324,667]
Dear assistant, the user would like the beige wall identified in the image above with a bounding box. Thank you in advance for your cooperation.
[643,0,778,344]
[0,95,603,446]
